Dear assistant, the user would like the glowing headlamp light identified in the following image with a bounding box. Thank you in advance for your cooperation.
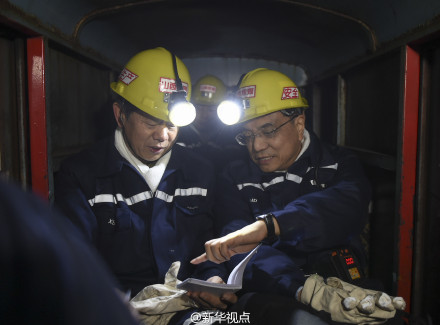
[217,73,246,125]
[217,98,243,125]
[168,90,196,127]
[168,54,196,127]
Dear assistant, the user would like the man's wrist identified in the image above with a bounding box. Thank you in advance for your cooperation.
[255,213,277,243]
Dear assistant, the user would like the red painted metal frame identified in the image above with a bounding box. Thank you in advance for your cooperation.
[27,37,49,200]
[398,45,420,311]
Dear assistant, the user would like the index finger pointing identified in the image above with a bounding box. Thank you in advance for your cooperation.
[190,253,208,264]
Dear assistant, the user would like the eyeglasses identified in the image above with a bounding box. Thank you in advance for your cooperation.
[235,114,298,146]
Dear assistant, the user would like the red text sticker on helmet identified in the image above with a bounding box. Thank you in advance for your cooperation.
[200,84,216,93]
[282,87,299,100]
[237,85,256,98]
[159,77,189,93]
[119,68,138,85]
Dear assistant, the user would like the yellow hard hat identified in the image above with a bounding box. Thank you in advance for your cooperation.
[110,47,191,122]
[237,68,308,123]
[192,75,227,106]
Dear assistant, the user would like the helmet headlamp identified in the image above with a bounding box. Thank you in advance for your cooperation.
[216,74,246,126]
[217,98,244,125]
[168,54,196,127]
[217,68,309,125]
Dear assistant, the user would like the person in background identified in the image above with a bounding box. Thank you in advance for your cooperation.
[0,178,139,325]
[178,74,246,171]
[54,47,237,324]
[192,68,374,324]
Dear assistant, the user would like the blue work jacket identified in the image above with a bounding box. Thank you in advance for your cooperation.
[215,131,372,298]
[0,180,139,325]
[55,136,226,296]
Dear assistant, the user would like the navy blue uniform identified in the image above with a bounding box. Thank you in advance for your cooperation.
[0,179,138,325]
[215,131,372,297]
[55,137,226,296]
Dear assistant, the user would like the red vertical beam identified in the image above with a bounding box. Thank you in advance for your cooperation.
[27,37,49,199]
[398,45,420,310]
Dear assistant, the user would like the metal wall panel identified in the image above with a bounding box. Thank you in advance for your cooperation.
[307,51,409,303]
[344,51,401,156]
[48,45,116,172]
[0,36,20,182]
[414,39,440,323]
[313,77,338,144]
[425,47,440,325]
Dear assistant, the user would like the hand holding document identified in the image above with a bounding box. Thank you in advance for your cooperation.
[177,244,261,296]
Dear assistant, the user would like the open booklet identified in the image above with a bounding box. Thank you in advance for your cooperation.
[177,243,262,296]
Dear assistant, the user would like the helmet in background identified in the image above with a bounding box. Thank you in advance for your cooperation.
[192,75,227,106]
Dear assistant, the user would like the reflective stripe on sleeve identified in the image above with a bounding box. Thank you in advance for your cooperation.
[88,187,207,206]
[88,191,154,206]
[285,173,302,184]
[156,187,208,202]
[323,163,338,169]
[306,163,339,173]
[235,164,337,192]
[237,183,264,191]
[237,173,302,191]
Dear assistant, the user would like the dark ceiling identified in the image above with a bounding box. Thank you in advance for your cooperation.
[3,0,440,78]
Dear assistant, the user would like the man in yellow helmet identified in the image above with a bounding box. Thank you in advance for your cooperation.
[186,74,227,138]
[54,48,238,323]
[178,74,246,171]
[190,69,400,324]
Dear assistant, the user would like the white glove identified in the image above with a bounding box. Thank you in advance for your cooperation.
[130,262,198,325]
[299,274,406,324]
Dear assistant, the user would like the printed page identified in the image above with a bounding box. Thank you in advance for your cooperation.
[177,243,262,296]
[227,243,262,285]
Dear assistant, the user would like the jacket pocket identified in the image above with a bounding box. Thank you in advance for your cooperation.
[174,195,210,217]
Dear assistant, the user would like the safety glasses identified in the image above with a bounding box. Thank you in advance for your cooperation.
[235,114,298,146]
